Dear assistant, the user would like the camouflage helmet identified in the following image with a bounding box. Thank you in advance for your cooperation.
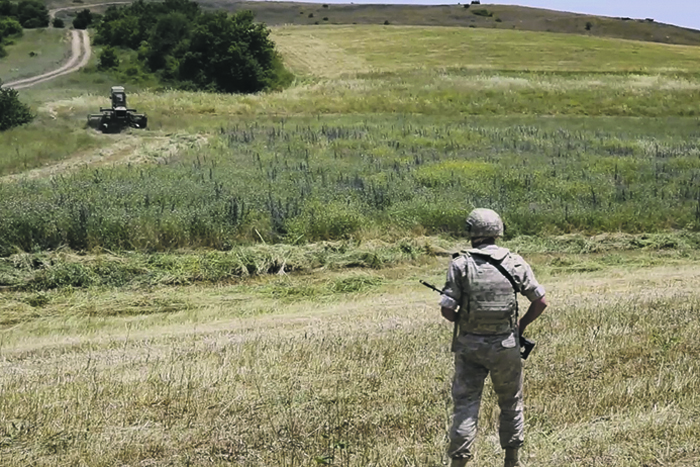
[466,208,504,239]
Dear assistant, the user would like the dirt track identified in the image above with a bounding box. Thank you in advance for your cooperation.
[1,2,132,90]
[3,29,91,90]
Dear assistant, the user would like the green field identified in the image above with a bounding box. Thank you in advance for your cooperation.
[2,12,700,467]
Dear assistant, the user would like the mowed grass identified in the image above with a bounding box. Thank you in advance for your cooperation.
[1,254,699,466]
[272,25,700,76]
[0,28,72,83]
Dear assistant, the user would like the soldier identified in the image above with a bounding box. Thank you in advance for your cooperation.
[440,208,548,467]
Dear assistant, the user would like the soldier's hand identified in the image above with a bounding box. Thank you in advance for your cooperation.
[441,306,458,322]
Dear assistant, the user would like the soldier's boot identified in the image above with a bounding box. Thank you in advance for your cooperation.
[504,448,520,467]
[450,457,470,467]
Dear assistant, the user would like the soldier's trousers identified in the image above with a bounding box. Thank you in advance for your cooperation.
[447,333,524,459]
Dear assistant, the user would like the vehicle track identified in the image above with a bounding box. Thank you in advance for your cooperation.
[1,2,131,90]
[2,29,90,90]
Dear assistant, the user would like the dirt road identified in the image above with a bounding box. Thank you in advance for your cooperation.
[2,29,91,90]
[1,2,132,90]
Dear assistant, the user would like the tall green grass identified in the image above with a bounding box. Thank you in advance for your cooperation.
[2,115,700,255]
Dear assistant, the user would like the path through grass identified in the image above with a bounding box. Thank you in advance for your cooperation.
[0,28,72,83]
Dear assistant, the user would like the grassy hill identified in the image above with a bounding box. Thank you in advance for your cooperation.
[39,0,700,46]
[202,1,700,46]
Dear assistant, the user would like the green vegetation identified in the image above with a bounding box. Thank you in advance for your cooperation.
[0,12,21,57]
[0,28,71,82]
[93,0,293,93]
[71,8,93,30]
[0,0,48,28]
[2,114,700,255]
[471,8,493,18]
[2,231,699,293]
[97,45,118,70]
[3,9,700,466]
[2,26,700,252]
[0,79,33,130]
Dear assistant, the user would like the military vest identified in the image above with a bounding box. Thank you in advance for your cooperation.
[458,247,519,335]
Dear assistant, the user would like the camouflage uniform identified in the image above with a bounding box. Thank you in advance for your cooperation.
[440,244,545,461]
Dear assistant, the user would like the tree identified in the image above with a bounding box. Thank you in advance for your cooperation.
[0,17,23,39]
[145,11,189,70]
[72,8,93,29]
[97,46,119,69]
[0,0,16,17]
[52,17,65,28]
[177,10,277,93]
[16,0,49,28]
[0,80,35,131]
[93,0,291,94]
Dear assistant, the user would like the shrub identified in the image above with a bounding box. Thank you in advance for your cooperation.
[0,80,34,131]
[52,17,65,28]
[94,1,290,94]
[471,9,492,17]
[16,0,49,28]
[0,0,14,16]
[323,17,328,21]
[98,46,119,69]
[0,17,23,38]
[384,20,390,25]
[585,21,593,31]
[463,4,470,8]
[72,8,93,29]
[308,12,313,18]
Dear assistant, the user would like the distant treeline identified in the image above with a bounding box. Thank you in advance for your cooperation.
[94,0,292,93]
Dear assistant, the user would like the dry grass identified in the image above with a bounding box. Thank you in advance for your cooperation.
[271,25,700,77]
[1,253,699,466]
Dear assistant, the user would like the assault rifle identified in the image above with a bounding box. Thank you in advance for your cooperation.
[420,280,536,360]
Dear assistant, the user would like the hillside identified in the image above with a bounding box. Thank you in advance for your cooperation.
[38,0,700,46]
[3,3,700,466]
[198,1,700,46]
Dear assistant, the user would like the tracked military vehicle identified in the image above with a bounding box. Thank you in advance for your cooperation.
[87,86,148,133]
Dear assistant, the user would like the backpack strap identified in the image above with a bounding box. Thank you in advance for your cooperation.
[469,251,519,294]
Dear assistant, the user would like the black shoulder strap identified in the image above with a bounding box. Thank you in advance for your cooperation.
[470,251,519,294]
[470,250,521,333]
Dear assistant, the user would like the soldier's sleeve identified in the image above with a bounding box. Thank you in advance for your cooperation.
[513,255,545,302]
[439,259,463,311]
